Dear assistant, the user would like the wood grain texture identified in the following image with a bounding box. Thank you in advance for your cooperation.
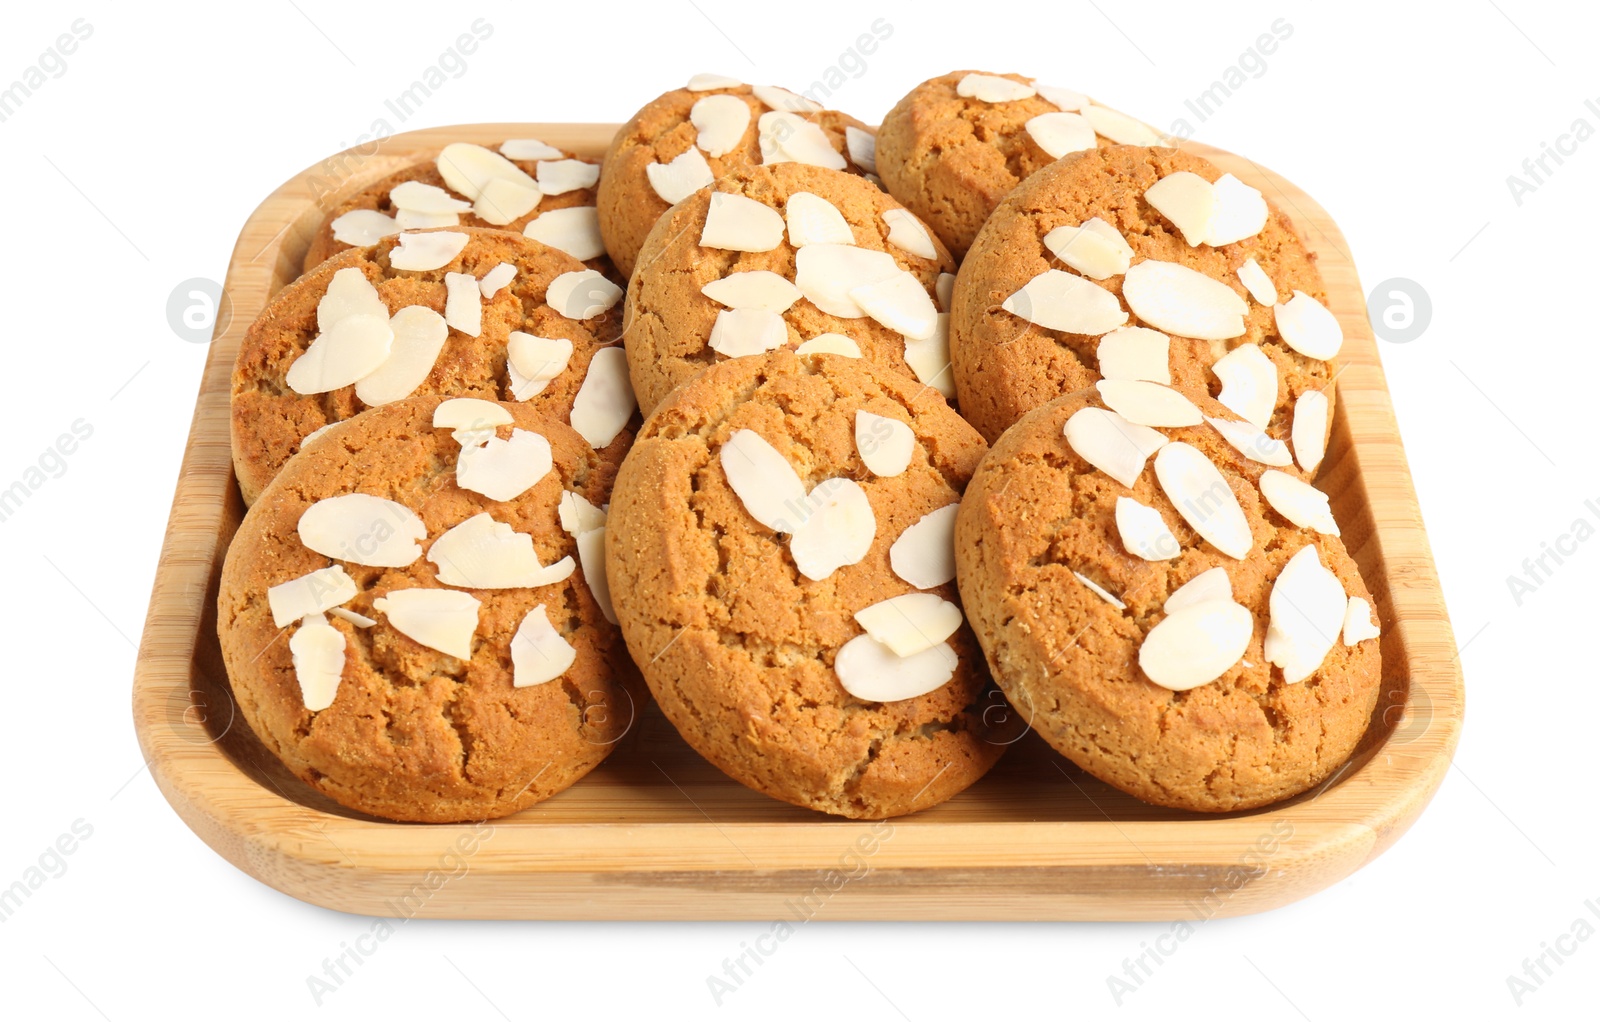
[130,123,1463,920]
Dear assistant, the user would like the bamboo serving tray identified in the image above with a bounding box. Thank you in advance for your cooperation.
[130,123,1463,920]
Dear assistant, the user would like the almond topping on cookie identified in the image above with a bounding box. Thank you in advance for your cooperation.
[286,314,395,395]
[299,422,338,450]
[389,230,470,271]
[709,308,789,357]
[390,181,472,215]
[436,142,538,203]
[1122,259,1248,340]
[1025,111,1098,160]
[785,191,856,246]
[687,72,744,91]
[793,244,900,316]
[1154,442,1252,559]
[354,306,449,406]
[298,494,427,568]
[834,634,957,702]
[568,347,635,448]
[1116,496,1180,561]
[1292,389,1330,475]
[479,262,517,298]
[1164,566,1234,613]
[845,126,877,172]
[890,504,958,590]
[855,411,915,477]
[720,429,808,532]
[788,479,876,580]
[473,175,543,226]
[1145,171,1217,247]
[290,613,346,711]
[752,84,823,113]
[428,513,575,589]
[1343,596,1380,645]
[395,209,461,231]
[329,607,376,628]
[510,605,576,687]
[1081,104,1163,145]
[1236,257,1278,305]
[546,269,623,320]
[577,526,616,624]
[1075,571,1127,610]
[500,138,563,161]
[956,73,1036,103]
[854,593,963,657]
[647,146,716,205]
[1275,291,1343,360]
[849,272,939,340]
[1205,174,1269,247]
[506,333,574,400]
[1063,406,1167,488]
[1138,599,1252,690]
[268,566,359,629]
[883,208,938,260]
[757,111,846,169]
[935,272,955,312]
[524,206,605,261]
[317,267,388,332]
[690,94,751,158]
[536,159,599,196]
[1259,470,1340,535]
[702,270,804,312]
[1043,217,1134,280]
[433,397,513,432]
[1264,544,1346,683]
[1098,326,1171,384]
[1002,269,1128,334]
[444,272,482,337]
[1212,343,1278,428]
[556,489,604,536]
[456,428,553,501]
[372,589,481,660]
[701,191,786,251]
[796,333,862,357]
[1205,415,1294,466]
[902,314,955,397]
[1095,380,1203,427]
[1033,81,1090,111]
[330,210,399,247]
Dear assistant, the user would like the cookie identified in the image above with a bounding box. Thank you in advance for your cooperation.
[302,139,610,278]
[954,386,1382,812]
[949,145,1340,454]
[876,71,1164,259]
[217,396,640,823]
[606,350,1006,818]
[232,226,636,505]
[596,74,876,280]
[623,162,956,416]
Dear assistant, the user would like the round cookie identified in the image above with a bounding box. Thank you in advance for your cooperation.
[955,387,1382,812]
[232,227,636,505]
[606,350,1005,818]
[597,74,876,280]
[218,396,640,823]
[950,145,1339,449]
[303,140,610,278]
[623,162,956,416]
[876,71,1164,259]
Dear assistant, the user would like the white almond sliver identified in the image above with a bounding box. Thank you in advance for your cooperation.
[331,210,399,247]
[1275,291,1343,360]
[510,605,576,687]
[1205,415,1294,466]
[690,94,751,158]
[300,422,338,450]
[536,159,599,196]
[479,262,517,298]
[1292,389,1330,475]
[1154,442,1252,559]
[1139,599,1252,691]
[286,314,395,395]
[903,314,955,398]
[268,566,359,629]
[500,138,563,161]
[647,147,715,206]
[1025,112,1097,159]
[1002,269,1128,334]
[1115,496,1180,561]
[444,272,482,337]
[473,175,542,226]
[708,308,789,357]
[506,332,575,400]
[883,209,937,260]
[849,271,939,340]
[569,347,636,448]
[1033,81,1090,112]
[389,231,470,271]
[1237,258,1277,305]
[794,244,901,317]
[856,411,915,477]
[317,267,388,332]
[1097,327,1170,384]
[687,72,744,91]
[1122,259,1248,341]
[328,607,376,628]
[1264,545,1346,684]
[546,269,623,320]
[1042,217,1134,280]
[1082,104,1163,145]
[835,634,956,703]
[1145,171,1217,248]
[372,589,481,660]
[956,73,1036,103]
[1164,566,1233,614]
[298,494,426,568]
[1074,571,1126,610]
[394,209,460,231]
[1062,406,1168,488]
[890,504,958,590]
[434,397,513,431]
[720,429,808,532]
[854,593,963,657]
[796,333,862,357]
[1259,470,1340,535]
[437,143,538,203]
[1212,343,1278,428]
[785,191,855,246]
[559,490,607,537]
[701,191,786,251]
[390,181,471,215]
[935,273,955,313]
[290,613,346,711]
[1204,174,1269,247]
[428,513,574,589]
[757,111,846,169]
[702,270,804,313]
[752,84,823,113]
[354,306,449,406]
[788,479,876,580]
[845,126,877,172]
[524,206,605,261]
[456,428,553,502]
[1343,597,1380,646]
[1096,380,1202,427]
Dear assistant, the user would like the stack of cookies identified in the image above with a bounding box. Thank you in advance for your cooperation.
[219,70,1382,824]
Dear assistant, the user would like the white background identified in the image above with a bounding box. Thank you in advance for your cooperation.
[2,1,1595,1018]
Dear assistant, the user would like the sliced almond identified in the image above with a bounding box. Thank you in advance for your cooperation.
[788,479,876,580]
[524,206,605,261]
[890,504,958,590]
[1115,496,1180,561]
[456,427,553,501]
[1259,470,1340,535]
[687,72,743,91]
[1212,343,1277,428]
[473,175,542,226]
[331,210,398,247]
[1204,174,1269,247]
[757,111,846,169]
[390,181,471,215]
[845,126,877,172]
[1236,258,1277,305]
[935,272,955,312]
[428,512,575,588]
[1122,259,1247,340]
[855,411,915,477]
[546,269,623,320]
[690,94,751,158]
[854,593,963,657]
[290,613,345,711]
[1075,571,1127,610]
[1264,544,1346,683]
[372,588,481,660]
[1292,389,1330,475]
[883,208,937,260]
[796,333,862,357]
[1095,380,1203,427]
[700,191,786,251]
[394,209,459,231]
[317,267,388,332]
[793,244,901,317]
[1204,415,1294,466]
[1145,171,1217,247]
[510,605,576,687]
[436,143,538,203]
[849,271,939,340]
[1033,81,1090,111]
[1164,566,1233,613]
[500,138,563,161]
[1275,291,1343,359]
[536,159,599,196]
[902,314,955,397]
[298,493,426,567]
[834,634,956,702]
[389,230,469,271]
[354,306,449,406]
[1025,111,1097,159]
[956,73,1035,103]
[647,146,715,205]
[479,262,517,298]
[1343,596,1380,645]
[559,490,607,537]
[267,566,359,629]
[569,347,635,448]
[507,333,575,400]
[443,272,482,337]
[752,84,823,113]
[1097,327,1170,384]
[1082,104,1163,145]
[1139,598,1252,690]
[1154,442,1252,559]
[720,429,807,532]
[785,191,855,247]
[328,607,376,628]
[708,308,789,357]
[1042,217,1134,280]
[1062,406,1168,488]
[434,397,512,445]
[1002,269,1128,335]
[299,422,338,450]
[702,270,804,313]
[286,313,395,395]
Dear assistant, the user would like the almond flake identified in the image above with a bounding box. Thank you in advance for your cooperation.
[1139,598,1252,691]
[1063,406,1168,488]
[437,143,538,203]
[575,526,616,625]
[1343,596,1380,646]
[433,397,513,432]
[1164,566,1233,613]
[890,504,958,590]
[473,175,542,226]
[1212,343,1277,428]
[795,333,862,357]
[1292,389,1329,475]
[849,271,939,340]
[720,429,807,532]
[1145,171,1217,247]
[1154,442,1252,559]
[856,411,915,477]
[647,146,714,205]
[546,269,622,320]
[854,593,963,657]
[1095,380,1202,427]
[524,206,605,261]
[286,314,395,395]
[317,267,388,332]
[389,230,469,271]
[1204,174,1269,247]
[329,607,376,628]
[1042,217,1134,280]
[500,138,563,161]
[1082,104,1163,145]
[1002,269,1128,334]
[1264,544,1346,683]
[300,423,338,450]
[428,513,575,589]
[330,210,398,247]
[536,159,599,196]
[1074,571,1127,610]
[935,272,955,312]
[883,208,937,259]
[834,634,956,702]
[709,308,789,357]
[757,111,846,169]
[1275,291,1343,360]
[390,180,472,215]
[354,306,449,406]
[510,605,576,687]
[1259,470,1340,535]
[1237,258,1277,305]
[559,490,607,537]
[505,332,575,399]
[444,272,482,336]
[394,209,460,231]
[1033,81,1089,111]
[1097,327,1170,383]
[690,94,751,158]
[298,494,426,567]
[956,73,1035,103]
[290,613,346,711]
[902,314,955,397]
[752,84,823,113]
[1122,258,1247,340]
[268,566,359,628]
[845,126,877,172]
[568,347,635,448]
[1205,415,1294,466]
[701,191,786,251]
[785,191,855,246]
[456,427,553,501]
[1115,496,1180,561]
[788,478,876,580]
[793,244,900,316]
[1026,111,1097,159]
[702,270,804,313]
[372,588,481,660]
[479,262,517,298]
[687,72,744,91]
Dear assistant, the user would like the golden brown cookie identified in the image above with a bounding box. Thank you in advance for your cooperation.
[232,227,636,505]
[597,75,875,280]
[623,162,956,416]
[949,146,1340,451]
[955,387,1381,812]
[876,71,1165,258]
[606,350,1006,818]
[303,140,610,279]
[218,396,640,823]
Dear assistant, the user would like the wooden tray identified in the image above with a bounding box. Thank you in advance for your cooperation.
[130,123,1463,920]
